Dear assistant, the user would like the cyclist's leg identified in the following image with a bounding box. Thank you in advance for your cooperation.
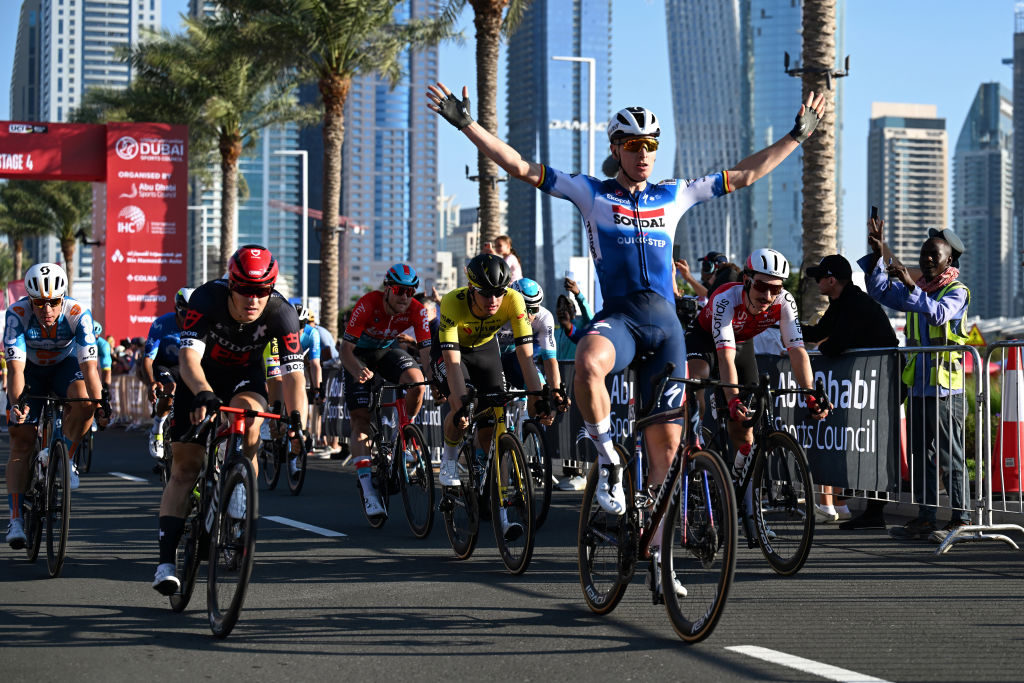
[53,359,92,455]
[6,363,50,537]
[150,366,177,459]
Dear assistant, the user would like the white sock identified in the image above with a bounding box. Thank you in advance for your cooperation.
[584,416,619,466]
[151,415,166,434]
[818,503,836,514]
[442,442,459,462]
[835,504,850,514]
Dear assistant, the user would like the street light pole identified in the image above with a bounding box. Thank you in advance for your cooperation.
[274,149,309,304]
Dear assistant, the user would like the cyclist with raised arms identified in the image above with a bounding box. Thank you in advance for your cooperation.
[151,245,307,595]
[686,249,828,492]
[4,263,110,548]
[426,82,826,550]
[340,264,433,520]
[433,254,554,540]
[141,287,193,462]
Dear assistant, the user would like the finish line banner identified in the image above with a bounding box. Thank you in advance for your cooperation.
[756,351,901,492]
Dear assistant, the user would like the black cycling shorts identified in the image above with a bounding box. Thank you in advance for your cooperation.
[169,361,268,443]
[430,337,506,411]
[343,346,418,411]
[154,364,180,388]
[685,325,758,399]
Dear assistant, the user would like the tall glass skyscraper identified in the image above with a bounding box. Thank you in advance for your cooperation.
[953,83,1013,319]
[665,0,844,266]
[505,0,612,297]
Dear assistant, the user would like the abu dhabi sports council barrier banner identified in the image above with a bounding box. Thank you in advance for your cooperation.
[756,350,901,492]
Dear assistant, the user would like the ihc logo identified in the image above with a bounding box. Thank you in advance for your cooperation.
[115,136,139,160]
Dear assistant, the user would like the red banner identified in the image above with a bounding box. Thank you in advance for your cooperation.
[4,279,27,308]
[101,123,189,339]
[0,122,106,181]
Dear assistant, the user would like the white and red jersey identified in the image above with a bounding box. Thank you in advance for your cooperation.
[344,290,431,351]
[696,282,804,351]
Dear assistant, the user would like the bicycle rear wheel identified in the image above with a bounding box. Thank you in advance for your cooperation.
[751,430,814,575]
[440,443,479,560]
[170,486,203,612]
[490,433,534,574]
[285,436,308,496]
[45,440,72,578]
[207,457,258,638]
[661,448,736,643]
[259,438,280,490]
[578,443,634,615]
[24,475,44,563]
[74,431,93,474]
[399,424,434,539]
[520,421,552,531]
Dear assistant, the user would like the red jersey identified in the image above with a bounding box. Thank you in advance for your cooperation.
[343,290,431,350]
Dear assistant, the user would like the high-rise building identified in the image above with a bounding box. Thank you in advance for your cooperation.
[665,0,845,267]
[953,83,1013,319]
[505,0,612,297]
[867,103,948,267]
[10,0,161,279]
[1013,3,1024,316]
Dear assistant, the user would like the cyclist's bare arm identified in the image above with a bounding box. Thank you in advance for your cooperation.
[514,343,542,393]
[716,346,741,401]
[442,347,469,417]
[7,359,26,421]
[418,347,434,382]
[282,369,308,429]
[340,339,372,383]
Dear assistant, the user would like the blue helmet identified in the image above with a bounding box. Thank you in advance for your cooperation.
[512,278,543,308]
[93,321,103,336]
[385,263,419,288]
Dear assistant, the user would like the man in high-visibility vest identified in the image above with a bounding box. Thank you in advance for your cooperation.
[859,220,971,543]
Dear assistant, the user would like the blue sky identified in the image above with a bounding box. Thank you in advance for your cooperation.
[2,0,1015,257]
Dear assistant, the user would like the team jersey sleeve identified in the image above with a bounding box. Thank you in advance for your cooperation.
[144,318,163,360]
[437,290,462,350]
[264,339,282,379]
[532,308,557,360]
[3,307,27,363]
[505,290,533,346]
[71,304,99,365]
[677,172,732,211]
[304,326,321,360]
[778,291,805,350]
[710,288,738,350]
[535,166,599,214]
[97,338,112,371]
[178,284,216,358]
[410,300,432,348]
[343,293,373,345]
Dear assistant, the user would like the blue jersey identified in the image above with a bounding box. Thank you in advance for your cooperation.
[96,336,112,371]
[536,167,731,303]
[300,324,321,361]
[144,311,183,367]
[4,296,97,366]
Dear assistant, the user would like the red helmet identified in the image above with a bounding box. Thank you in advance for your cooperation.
[228,244,278,287]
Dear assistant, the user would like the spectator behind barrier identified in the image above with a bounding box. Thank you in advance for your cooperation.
[803,253,899,528]
[554,276,594,362]
[858,218,971,543]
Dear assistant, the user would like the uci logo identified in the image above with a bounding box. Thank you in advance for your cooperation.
[115,136,139,160]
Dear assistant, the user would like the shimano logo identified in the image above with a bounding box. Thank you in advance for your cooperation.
[616,234,667,247]
[612,213,666,230]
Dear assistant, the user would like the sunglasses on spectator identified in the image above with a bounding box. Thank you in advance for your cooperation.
[474,286,506,299]
[750,280,783,296]
[620,137,659,153]
[389,285,416,298]
[31,298,63,309]
[230,283,273,298]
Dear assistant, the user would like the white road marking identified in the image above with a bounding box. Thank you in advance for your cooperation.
[108,471,148,482]
[726,645,893,683]
[264,515,347,538]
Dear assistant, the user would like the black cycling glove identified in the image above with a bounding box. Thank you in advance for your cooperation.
[192,390,222,415]
[789,106,820,144]
[436,90,474,130]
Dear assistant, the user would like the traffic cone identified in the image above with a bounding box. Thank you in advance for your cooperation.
[994,347,1023,494]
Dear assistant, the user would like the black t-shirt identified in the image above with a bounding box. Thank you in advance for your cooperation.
[179,279,304,375]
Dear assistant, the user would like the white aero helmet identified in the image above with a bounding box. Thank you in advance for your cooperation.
[25,263,68,299]
[607,107,661,143]
[746,248,790,279]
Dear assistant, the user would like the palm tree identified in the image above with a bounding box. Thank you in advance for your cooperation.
[798,0,839,320]
[219,0,455,337]
[83,16,312,273]
[0,180,52,277]
[441,0,532,245]
[0,180,91,281]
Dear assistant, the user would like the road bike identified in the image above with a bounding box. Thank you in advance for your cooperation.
[504,395,552,530]
[169,404,297,637]
[577,363,737,643]
[704,373,828,575]
[439,386,550,574]
[21,394,100,577]
[355,380,435,538]
[258,401,308,495]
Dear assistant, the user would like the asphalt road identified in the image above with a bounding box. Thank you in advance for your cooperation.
[3,428,1024,682]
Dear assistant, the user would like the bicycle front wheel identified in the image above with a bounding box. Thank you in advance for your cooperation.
[399,424,435,539]
[170,485,202,613]
[751,430,815,575]
[45,440,72,578]
[75,431,93,474]
[441,443,479,560]
[578,443,633,615]
[521,421,552,531]
[207,457,258,638]
[24,476,44,564]
[661,448,736,643]
[490,433,534,574]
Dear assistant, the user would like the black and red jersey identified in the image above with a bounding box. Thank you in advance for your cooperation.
[179,280,304,375]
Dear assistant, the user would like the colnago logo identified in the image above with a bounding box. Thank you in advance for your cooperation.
[611,205,667,232]
[117,205,146,234]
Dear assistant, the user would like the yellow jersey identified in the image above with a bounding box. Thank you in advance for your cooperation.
[438,287,532,350]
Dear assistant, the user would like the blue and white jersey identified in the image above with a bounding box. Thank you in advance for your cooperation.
[4,296,97,366]
[536,167,731,303]
[144,311,183,367]
[96,336,113,371]
[300,323,321,361]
